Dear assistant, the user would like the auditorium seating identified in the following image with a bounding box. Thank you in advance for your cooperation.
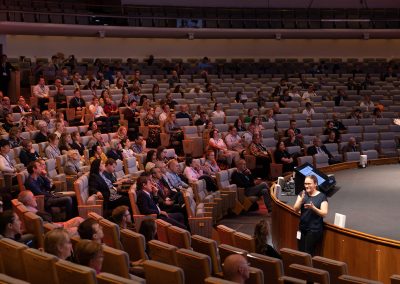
[312,256,348,284]
[248,253,284,284]
[280,248,312,276]
[22,248,58,284]
[143,260,185,284]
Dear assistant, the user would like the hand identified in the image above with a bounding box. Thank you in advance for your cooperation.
[300,190,305,201]
[96,192,104,199]
[165,199,174,206]
[304,202,315,210]
[160,211,169,217]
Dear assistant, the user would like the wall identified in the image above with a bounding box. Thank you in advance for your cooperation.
[5,35,400,60]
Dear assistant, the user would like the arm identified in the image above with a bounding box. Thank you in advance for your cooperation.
[293,191,305,212]
[306,200,328,218]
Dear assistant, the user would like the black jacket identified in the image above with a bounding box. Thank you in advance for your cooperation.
[231,170,255,189]
[88,173,110,207]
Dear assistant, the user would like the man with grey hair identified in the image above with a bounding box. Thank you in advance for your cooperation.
[223,254,250,284]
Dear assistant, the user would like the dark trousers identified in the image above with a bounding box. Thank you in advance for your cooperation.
[298,230,323,256]
[255,156,271,179]
[245,183,272,212]
[159,212,187,230]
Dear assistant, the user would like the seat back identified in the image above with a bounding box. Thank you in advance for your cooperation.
[233,232,256,253]
[97,272,146,284]
[16,170,30,192]
[124,156,139,175]
[314,153,329,168]
[143,260,184,284]
[155,219,172,244]
[167,225,191,249]
[22,248,58,284]
[120,229,148,263]
[56,154,68,174]
[23,212,44,249]
[338,275,382,284]
[216,225,236,246]
[218,244,248,264]
[248,253,284,284]
[45,158,65,180]
[313,256,348,284]
[248,266,265,284]
[390,275,400,284]
[0,273,30,284]
[102,245,130,279]
[205,277,237,284]
[191,235,222,274]
[55,259,97,284]
[289,264,329,284]
[99,218,122,250]
[148,240,178,266]
[114,159,126,179]
[176,248,212,284]
[74,174,90,205]
[280,248,312,276]
[0,239,28,281]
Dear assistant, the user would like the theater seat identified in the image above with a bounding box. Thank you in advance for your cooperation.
[289,264,330,284]
[233,231,256,253]
[102,245,131,279]
[278,276,307,284]
[167,226,191,249]
[143,260,185,284]
[313,256,348,284]
[248,267,264,284]
[205,277,236,284]
[97,272,145,284]
[148,240,178,266]
[216,225,236,246]
[120,229,149,264]
[280,248,312,276]
[0,239,28,281]
[248,253,284,284]
[155,219,172,243]
[176,248,212,284]
[22,248,58,284]
[338,275,382,284]
[218,244,248,264]
[191,235,222,275]
[55,260,97,284]
[0,273,29,284]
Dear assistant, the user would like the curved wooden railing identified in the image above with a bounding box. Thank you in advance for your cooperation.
[270,158,400,284]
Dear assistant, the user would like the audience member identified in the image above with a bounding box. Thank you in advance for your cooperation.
[75,240,104,274]
[223,254,250,284]
[45,133,61,159]
[253,219,281,258]
[19,139,40,166]
[78,218,104,243]
[44,228,73,260]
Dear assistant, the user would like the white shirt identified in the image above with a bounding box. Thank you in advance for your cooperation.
[159,112,168,122]
[302,91,317,101]
[0,154,15,173]
[33,84,50,98]
[225,133,242,150]
[211,110,226,118]
[89,104,106,118]
[359,101,375,111]
[183,167,203,184]
[302,108,315,118]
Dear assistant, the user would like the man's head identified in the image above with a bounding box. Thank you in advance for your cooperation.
[134,134,144,146]
[348,137,356,146]
[18,190,38,209]
[17,96,26,106]
[27,160,42,175]
[105,158,116,174]
[236,159,247,172]
[313,137,322,147]
[111,205,131,227]
[136,175,152,193]
[167,159,180,174]
[0,139,10,154]
[73,89,81,97]
[38,77,45,85]
[289,119,297,129]
[78,218,104,244]
[223,254,250,284]
[151,166,163,180]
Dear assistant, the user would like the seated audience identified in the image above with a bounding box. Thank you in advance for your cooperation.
[164,113,183,154]
[145,150,157,172]
[59,132,72,153]
[88,159,130,211]
[35,121,49,143]
[211,103,226,120]
[75,240,104,274]
[8,127,24,148]
[25,160,74,220]
[107,139,123,161]
[64,149,86,176]
[274,141,296,173]
[324,130,340,144]
[284,119,302,138]
[284,129,304,149]
[334,89,348,106]
[32,77,50,111]
[54,86,67,109]
[132,133,147,154]
[302,102,315,119]
[19,139,40,167]
[209,129,239,167]
[248,133,271,179]
[44,228,72,260]
[225,126,246,153]
[111,205,134,230]
[223,254,250,284]
[253,219,281,258]
[114,126,128,141]
[70,131,85,156]
[143,107,161,148]
[165,159,190,191]
[78,218,104,244]
[323,120,341,141]
[45,133,61,159]
[183,156,217,192]
[359,94,375,111]
[175,104,193,124]
[306,137,339,165]
[0,210,22,241]
[12,96,31,113]
[342,137,360,153]
[136,175,186,229]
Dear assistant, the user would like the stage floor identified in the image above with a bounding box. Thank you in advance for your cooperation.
[283,164,400,241]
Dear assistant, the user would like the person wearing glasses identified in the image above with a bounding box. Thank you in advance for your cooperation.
[293,175,328,256]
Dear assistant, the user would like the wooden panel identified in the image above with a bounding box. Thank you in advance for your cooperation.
[270,160,400,284]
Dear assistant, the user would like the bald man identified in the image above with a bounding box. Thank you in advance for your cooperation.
[223,254,250,284]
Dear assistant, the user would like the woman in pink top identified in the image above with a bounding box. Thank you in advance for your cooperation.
[208,129,239,167]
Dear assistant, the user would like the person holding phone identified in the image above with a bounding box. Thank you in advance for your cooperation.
[293,175,328,255]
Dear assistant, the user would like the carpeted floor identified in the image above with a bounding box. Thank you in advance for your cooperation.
[218,164,400,242]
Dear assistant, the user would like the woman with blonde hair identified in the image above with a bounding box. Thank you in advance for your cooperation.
[114,126,128,141]
[44,228,73,260]
[59,132,72,154]
[8,127,24,148]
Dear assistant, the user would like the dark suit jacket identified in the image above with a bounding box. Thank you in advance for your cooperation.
[136,189,159,215]
[306,145,333,158]
[88,173,110,206]
[123,108,140,128]
[12,105,30,113]
[231,170,255,189]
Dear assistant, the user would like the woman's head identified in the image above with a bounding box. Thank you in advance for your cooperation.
[48,133,59,145]
[90,158,104,175]
[304,175,318,194]
[146,150,157,164]
[139,218,157,243]
[117,126,127,137]
[44,228,72,260]
[121,138,131,149]
[139,95,148,106]
[71,131,81,142]
[253,219,268,254]
[9,127,21,139]
[21,139,33,150]
[88,121,98,131]
[276,140,286,151]
[156,146,167,160]
[211,128,219,139]
[205,150,215,161]
[75,240,104,273]
[59,133,72,146]
[0,210,22,238]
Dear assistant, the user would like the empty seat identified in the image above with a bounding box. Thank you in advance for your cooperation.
[216,225,236,246]
[120,229,148,264]
[154,219,171,243]
[143,260,184,284]
[148,240,178,266]
[379,140,398,157]
[176,248,212,284]
[191,234,222,275]
[344,151,360,162]
[218,244,248,264]
[314,153,329,168]
[280,248,312,276]
[22,248,58,284]
[97,272,145,284]
[0,239,28,281]
[248,253,284,284]
[233,232,256,253]
[99,218,122,250]
[55,260,97,284]
[313,256,348,284]
[101,245,130,279]
[289,264,330,284]
[338,275,382,284]
[167,226,191,249]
